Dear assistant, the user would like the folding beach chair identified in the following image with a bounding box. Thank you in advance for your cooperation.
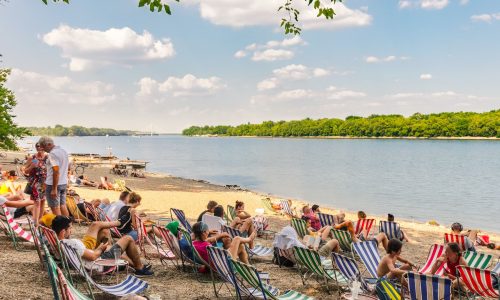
[463,251,494,269]
[493,262,500,275]
[355,218,375,238]
[27,217,45,267]
[331,252,375,295]
[222,225,274,258]
[352,241,380,278]
[376,279,401,300]
[39,225,73,279]
[206,246,241,298]
[405,272,452,300]
[170,208,192,233]
[331,228,353,253]
[379,221,403,240]
[178,227,211,275]
[230,257,315,299]
[418,244,445,274]
[456,265,499,299]
[261,198,277,215]
[227,205,237,221]
[89,205,122,239]
[280,199,297,218]
[317,212,336,228]
[291,218,308,239]
[292,246,347,292]
[444,233,467,251]
[66,196,91,224]
[152,225,182,267]
[60,242,149,297]
[134,214,174,261]
[0,204,33,249]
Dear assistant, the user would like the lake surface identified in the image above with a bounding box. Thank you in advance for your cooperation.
[22,136,499,232]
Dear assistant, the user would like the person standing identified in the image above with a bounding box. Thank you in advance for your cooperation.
[22,143,48,225]
[38,136,69,216]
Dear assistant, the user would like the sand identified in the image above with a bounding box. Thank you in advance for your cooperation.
[1,154,499,299]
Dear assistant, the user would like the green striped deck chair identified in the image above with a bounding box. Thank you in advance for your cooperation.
[376,279,401,300]
[293,246,347,292]
[331,229,353,253]
[227,205,237,221]
[179,228,212,280]
[291,218,308,239]
[463,251,493,269]
[261,198,277,214]
[230,258,315,299]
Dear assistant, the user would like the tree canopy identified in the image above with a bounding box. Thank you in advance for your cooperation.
[0,69,30,150]
[28,125,136,136]
[41,0,344,35]
[182,110,500,138]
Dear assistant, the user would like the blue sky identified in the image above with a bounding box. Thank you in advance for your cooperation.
[1,0,499,133]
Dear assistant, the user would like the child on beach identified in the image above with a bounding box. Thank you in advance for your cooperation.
[450,222,477,251]
[377,239,415,285]
[388,213,409,242]
[430,242,466,288]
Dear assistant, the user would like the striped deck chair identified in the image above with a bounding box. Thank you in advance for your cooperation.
[379,221,403,241]
[355,218,375,238]
[207,246,241,297]
[39,226,71,275]
[230,258,315,299]
[405,272,452,300]
[456,265,499,299]
[0,204,33,248]
[291,218,308,239]
[153,225,181,267]
[280,200,296,218]
[293,246,347,291]
[27,217,45,267]
[60,242,149,297]
[179,227,211,271]
[261,198,277,214]
[493,262,500,275]
[444,233,467,251]
[317,213,336,228]
[170,208,192,233]
[227,205,237,221]
[222,225,273,257]
[331,229,353,253]
[91,206,122,239]
[376,279,401,300]
[418,244,445,274]
[463,251,493,269]
[331,252,375,294]
[66,196,91,224]
[352,241,380,278]
[134,215,174,261]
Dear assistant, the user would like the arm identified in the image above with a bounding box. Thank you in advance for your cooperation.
[130,208,137,229]
[237,210,251,220]
[206,232,229,244]
[396,255,414,267]
[81,243,108,261]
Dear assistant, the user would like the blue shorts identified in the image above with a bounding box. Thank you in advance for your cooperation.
[45,185,67,208]
[126,230,138,241]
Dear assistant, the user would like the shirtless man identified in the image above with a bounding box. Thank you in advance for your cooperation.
[377,239,415,285]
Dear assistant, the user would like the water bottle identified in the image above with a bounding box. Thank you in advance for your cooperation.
[351,279,361,299]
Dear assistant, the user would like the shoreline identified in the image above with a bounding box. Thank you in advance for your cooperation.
[188,135,500,141]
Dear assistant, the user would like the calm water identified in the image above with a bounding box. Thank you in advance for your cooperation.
[23,136,500,232]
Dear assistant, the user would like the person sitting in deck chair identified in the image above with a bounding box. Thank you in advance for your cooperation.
[106,191,130,221]
[230,200,257,248]
[430,242,466,288]
[0,195,35,219]
[377,239,415,286]
[117,192,162,241]
[196,200,218,222]
[451,222,477,251]
[0,170,23,197]
[388,213,409,242]
[52,215,153,277]
[333,211,390,251]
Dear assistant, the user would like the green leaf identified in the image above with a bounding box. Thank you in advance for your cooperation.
[138,0,149,8]
[164,4,171,14]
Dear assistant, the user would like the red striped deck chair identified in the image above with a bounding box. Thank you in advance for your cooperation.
[456,265,499,299]
[355,218,375,238]
[153,225,181,268]
[134,215,174,261]
[418,244,445,274]
[1,204,33,244]
[444,233,466,251]
[90,205,122,239]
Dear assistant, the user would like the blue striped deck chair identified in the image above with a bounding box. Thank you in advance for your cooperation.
[293,246,347,292]
[376,279,401,300]
[379,221,403,241]
[222,225,274,258]
[170,208,192,233]
[317,212,336,228]
[207,246,241,298]
[331,229,353,253]
[352,241,380,278]
[405,272,452,300]
[60,241,149,297]
[493,262,500,275]
[331,253,375,294]
[463,251,494,269]
[230,257,315,299]
[291,218,308,239]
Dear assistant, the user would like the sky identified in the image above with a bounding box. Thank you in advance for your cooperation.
[1,0,499,133]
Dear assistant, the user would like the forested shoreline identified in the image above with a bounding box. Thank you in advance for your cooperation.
[182,110,500,138]
[28,125,136,136]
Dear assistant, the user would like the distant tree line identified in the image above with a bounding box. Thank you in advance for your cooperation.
[182,110,500,138]
[28,125,135,136]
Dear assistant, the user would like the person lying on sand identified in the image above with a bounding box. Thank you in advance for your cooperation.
[51,215,153,277]
[98,176,115,190]
[430,242,467,288]
[76,175,99,188]
[377,239,415,286]
[0,170,24,199]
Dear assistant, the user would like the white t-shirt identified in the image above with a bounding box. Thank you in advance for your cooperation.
[106,200,125,221]
[202,214,226,232]
[62,238,86,257]
[45,146,69,185]
[0,196,17,215]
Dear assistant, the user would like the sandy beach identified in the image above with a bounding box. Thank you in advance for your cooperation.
[1,153,499,299]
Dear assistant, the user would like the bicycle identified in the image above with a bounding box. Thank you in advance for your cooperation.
[110,165,128,177]
[73,163,91,175]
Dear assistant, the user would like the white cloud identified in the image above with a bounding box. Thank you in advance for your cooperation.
[326,86,366,100]
[431,91,457,97]
[257,64,331,90]
[460,0,469,4]
[313,68,331,77]
[390,93,424,98]
[257,78,278,91]
[420,73,433,80]
[136,74,225,100]
[365,55,409,63]
[252,49,294,61]
[398,1,413,9]
[196,1,372,30]
[389,91,486,100]
[420,0,449,10]
[234,50,247,58]
[43,25,175,71]
[7,69,116,105]
[276,89,313,100]
[470,13,500,23]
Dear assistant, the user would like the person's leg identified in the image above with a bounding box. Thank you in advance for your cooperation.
[374,232,389,251]
[116,235,144,270]
[85,221,120,239]
[4,199,34,208]
[58,185,69,217]
[228,232,256,262]
[230,217,242,228]
[237,243,250,264]
[239,219,255,248]
[320,226,332,240]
